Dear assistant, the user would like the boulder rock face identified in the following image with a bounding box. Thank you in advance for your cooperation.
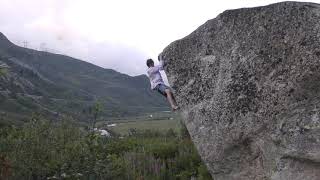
[162,2,320,180]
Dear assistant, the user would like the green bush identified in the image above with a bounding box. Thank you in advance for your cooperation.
[0,116,127,179]
[148,142,178,160]
[0,116,213,180]
[0,68,7,76]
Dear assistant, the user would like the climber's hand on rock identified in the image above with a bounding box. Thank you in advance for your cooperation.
[158,54,163,61]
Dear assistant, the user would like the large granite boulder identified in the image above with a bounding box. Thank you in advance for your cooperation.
[162,2,320,180]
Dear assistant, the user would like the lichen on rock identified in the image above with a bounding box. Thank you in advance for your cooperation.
[162,2,320,180]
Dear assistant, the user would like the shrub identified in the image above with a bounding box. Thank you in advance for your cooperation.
[0,116,213,180]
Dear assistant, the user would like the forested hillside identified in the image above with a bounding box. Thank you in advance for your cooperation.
[0,32,167,124]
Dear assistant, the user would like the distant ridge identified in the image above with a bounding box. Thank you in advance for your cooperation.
[0,32,13,48]
[0,32,167,123]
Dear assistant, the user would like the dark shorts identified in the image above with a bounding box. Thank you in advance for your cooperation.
[155,84,169,97]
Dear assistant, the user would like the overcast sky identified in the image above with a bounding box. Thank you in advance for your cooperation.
[0,0,318,76]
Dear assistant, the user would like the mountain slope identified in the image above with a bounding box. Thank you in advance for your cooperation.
[0,32,167,123]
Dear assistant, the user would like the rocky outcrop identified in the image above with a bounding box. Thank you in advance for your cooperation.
[162,2,320,179]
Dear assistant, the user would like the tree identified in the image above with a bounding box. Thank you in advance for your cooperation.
[90,101,103,130]
[0,65,8,77]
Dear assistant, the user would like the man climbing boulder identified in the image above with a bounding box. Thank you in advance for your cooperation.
[146,55,179,111]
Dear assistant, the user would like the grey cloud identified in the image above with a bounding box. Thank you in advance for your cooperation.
[1,25,149,77]
[1,0,151,76]
[75,42,150,76]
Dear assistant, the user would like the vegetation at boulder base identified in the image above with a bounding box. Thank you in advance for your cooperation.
[0,114,212,180]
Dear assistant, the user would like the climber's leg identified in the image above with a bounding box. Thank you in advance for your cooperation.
[165,89,179,111]
[155,84,179,111]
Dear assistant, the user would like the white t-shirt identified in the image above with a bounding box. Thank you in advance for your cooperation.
[147,60,164,90]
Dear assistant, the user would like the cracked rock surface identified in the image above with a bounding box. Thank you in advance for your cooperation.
[162,2,320,179]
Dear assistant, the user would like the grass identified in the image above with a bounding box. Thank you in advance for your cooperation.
[0,109,183,135]
[106,118,181,135]
[95,111,182,135]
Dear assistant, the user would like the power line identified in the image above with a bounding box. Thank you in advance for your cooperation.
[22,41,28,48]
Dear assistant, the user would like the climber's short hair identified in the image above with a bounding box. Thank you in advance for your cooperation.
[146,59,154,67]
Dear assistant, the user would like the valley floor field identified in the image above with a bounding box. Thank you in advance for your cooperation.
[97,111,181,135]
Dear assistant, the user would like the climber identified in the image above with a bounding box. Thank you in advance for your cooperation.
[146,55,179,111]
